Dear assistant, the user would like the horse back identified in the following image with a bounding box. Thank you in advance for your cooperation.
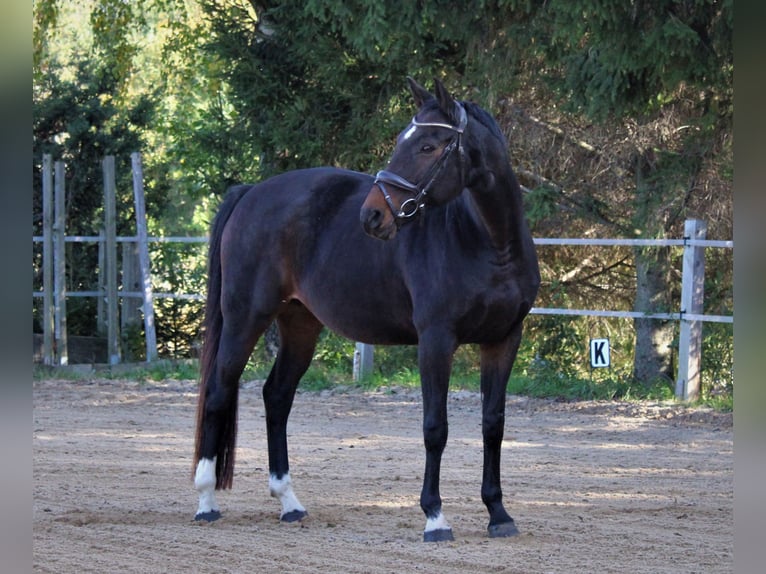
[218,168,418,343]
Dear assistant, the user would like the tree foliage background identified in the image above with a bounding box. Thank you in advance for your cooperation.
[32,0,733,398]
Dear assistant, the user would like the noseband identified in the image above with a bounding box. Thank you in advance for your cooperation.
[374,102,468,220]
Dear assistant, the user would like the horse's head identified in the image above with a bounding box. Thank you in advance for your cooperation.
[361,77,470,240]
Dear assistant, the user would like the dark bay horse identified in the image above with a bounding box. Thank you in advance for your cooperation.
[193,77,540,542]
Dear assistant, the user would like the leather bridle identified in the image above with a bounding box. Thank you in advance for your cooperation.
[374,102,468,221]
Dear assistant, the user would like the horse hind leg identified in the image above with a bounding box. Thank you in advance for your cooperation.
[194,457,221,521]
[263,302,324,522]
[194,316,268,522]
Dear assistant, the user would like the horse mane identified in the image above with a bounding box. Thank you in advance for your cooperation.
[461,100,509,150]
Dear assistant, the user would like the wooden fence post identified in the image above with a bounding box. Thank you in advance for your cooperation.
[121,242,142,326]
[41,155,54,365]
[353,343,374,382]
[97,230,106,336]
[103,156,121,365]
[53,161,68,365]
[676,219,707,401]
[120,241,141,362]
[131,152,158,362]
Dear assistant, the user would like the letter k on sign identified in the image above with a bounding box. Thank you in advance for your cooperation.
[590,338,610,368]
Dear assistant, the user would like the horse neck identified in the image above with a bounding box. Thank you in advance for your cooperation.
[466,163,532,259]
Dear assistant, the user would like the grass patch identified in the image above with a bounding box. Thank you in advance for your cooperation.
[507,372,676,402]
[33,359,200,383]
[33,351,732,413]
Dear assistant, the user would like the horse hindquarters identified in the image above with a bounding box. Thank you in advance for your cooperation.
[193,183,290,519]
[193,186,262,520]
[194,277,305,521]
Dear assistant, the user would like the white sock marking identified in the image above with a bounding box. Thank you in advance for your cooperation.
[269,473,306,518]
[424,511,451,533]
[194,457,219,515]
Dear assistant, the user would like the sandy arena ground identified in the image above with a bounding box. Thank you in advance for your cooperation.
[33,377,733,573]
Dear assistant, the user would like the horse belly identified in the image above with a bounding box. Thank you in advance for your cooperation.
[304,296,418,345]
[292,263,418,345]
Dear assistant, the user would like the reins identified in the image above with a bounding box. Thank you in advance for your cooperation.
[374,102,468,221]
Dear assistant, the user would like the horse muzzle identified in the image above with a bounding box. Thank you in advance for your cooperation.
[360,201,399,240]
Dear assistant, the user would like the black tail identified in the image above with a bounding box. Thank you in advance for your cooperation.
[193,185,251,489]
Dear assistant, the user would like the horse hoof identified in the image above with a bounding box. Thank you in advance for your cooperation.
[488,521,520,538]
[194,510,221,522]
[281,509,308,523]
[423,528,454,542]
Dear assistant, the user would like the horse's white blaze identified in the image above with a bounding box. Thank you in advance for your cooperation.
[403,124,417,140]
[194,457,219,515]
[424,511,451,533]
[269,473,305,518]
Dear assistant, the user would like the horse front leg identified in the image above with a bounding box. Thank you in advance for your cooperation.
[417,328,456,542]
[479,325,523,538]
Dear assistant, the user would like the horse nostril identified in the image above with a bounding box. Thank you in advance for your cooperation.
[362,208,382,230]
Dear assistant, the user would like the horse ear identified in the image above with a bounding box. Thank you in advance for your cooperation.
[407,76,433,108]
[433,78,458,124]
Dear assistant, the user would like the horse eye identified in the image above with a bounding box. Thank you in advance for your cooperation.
[420,144,435,153]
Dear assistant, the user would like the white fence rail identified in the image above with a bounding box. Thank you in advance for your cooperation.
[33,155,733,401]
[33,236,733,318]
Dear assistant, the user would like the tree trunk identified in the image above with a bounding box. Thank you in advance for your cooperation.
[631,147,678,386]
[632,246,675,385]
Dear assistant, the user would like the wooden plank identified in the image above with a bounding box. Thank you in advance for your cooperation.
[121,241,141,330]
[676,219,707,401]
[53,161,68,365]
[103,156,121,365]
[131,152,158,362]
[41,155,54,365]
